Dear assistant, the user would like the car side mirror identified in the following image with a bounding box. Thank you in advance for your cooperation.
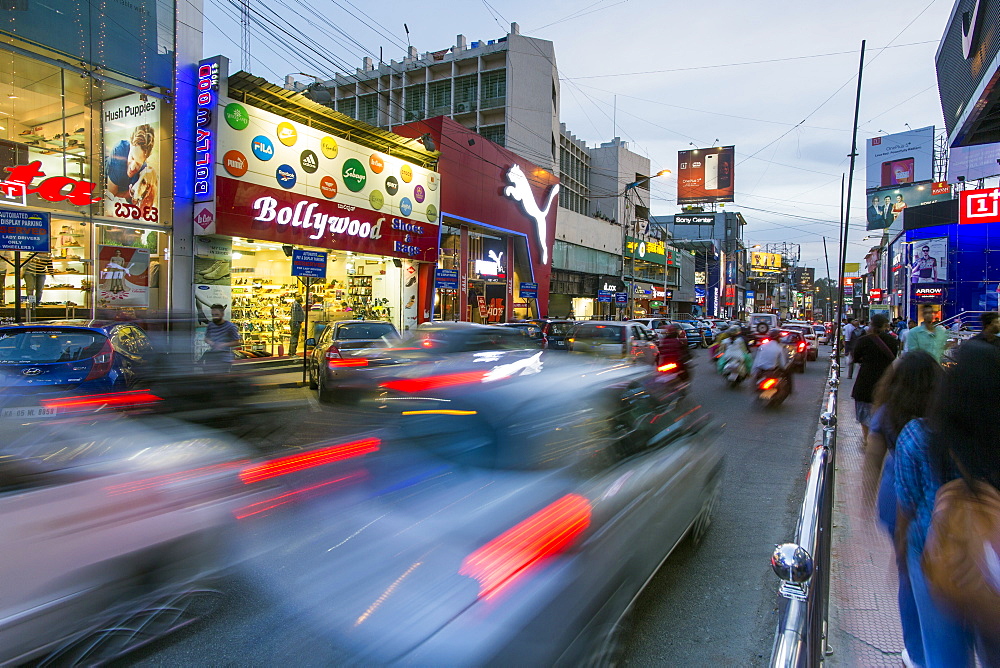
[306,338,316,346]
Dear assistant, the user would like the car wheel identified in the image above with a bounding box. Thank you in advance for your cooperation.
[583,605,631,668]
[317,370,334,403]
[690,482,721,545]
[796,361,806,374]
[308,364,318,390]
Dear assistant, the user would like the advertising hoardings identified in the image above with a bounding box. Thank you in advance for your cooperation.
[213,176,438,262]
[193,236,233,358]
[97,245,149,308]
[865,182,951,230]
[866,127,934,191]
[751,252,782,269]
[103,92,162,223]
[960,187,1000,225]
[910,238,948,283]
[676,146,735,204]
[211,97,440,232]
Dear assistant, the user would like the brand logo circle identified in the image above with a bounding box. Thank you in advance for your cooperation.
[426,204,438,222]
[276,164,297,189]
[320,176,338,198]
[384,176,399,196]
[223,150,248,177]
[369,154,385,174]
[342,158,367,192]
[427,173,439,191]
[321,136,339,159]
[369,190,384,210]
[252,135,274,161]
[400,164,413,183]
[276,122,298,146]
[300,150,319,174]
[413,185,426,203]
[224,103,250,130]
[399,197,413,217]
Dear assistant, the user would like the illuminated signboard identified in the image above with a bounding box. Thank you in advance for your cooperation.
[870,288,883,300]
[960,187,1000,225]
[195,57,222,203]
[0,162,99,207]
[913,286,945,301]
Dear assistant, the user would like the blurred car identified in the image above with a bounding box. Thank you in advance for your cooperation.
[813,324,829,345]
[778,329,808,373]
[570,321,658,364]
[247,350,724,665]
[0,321,152,419]
[0,414,267,665]
[498,321,545,347]
[307,320,401,402]
[673,321,701,349]
[527,318,576,351]
[782,322,819,361]
[630,317,671,336]
[673,319,711,347]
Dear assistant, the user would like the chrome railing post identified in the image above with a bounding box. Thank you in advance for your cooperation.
[769,358,839,667]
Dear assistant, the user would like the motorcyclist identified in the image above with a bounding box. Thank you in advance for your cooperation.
[751,328,792,391]
[717,325,751,378]
[657,323,691,381]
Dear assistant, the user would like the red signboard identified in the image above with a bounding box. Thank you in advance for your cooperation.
[960,187,1000,225]
[931,181,950,195]
[870,288,883,300]
[214,176,438,262]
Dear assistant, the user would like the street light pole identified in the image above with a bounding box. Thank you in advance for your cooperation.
[621,169,671,320]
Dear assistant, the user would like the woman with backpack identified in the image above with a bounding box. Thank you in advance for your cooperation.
[895,340,1000,666]
[863,351,942,668]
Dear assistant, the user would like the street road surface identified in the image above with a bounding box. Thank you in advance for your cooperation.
[120,347,829,666]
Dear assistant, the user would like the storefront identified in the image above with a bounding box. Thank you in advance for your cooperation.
[193,61,440,354]
[394,117,558,323]
[0,7,175,322]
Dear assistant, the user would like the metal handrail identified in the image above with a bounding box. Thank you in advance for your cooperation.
[769,357,839,667]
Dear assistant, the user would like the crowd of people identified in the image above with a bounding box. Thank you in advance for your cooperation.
[846,308,1000,667]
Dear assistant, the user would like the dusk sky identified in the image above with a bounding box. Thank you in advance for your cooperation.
[204,0,955,275]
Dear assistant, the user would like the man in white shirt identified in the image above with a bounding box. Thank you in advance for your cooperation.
[898,319,916,347]
[752,329,788,380]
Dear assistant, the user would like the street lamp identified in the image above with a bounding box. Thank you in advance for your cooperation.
[622,169,672,319]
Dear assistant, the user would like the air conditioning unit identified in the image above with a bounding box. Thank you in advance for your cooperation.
[455,103,469,113]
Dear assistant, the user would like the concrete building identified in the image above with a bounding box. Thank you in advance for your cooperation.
[293,23,559,173]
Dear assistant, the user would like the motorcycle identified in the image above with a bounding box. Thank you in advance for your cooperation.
[722,357,748,387]
[755,371,790,408]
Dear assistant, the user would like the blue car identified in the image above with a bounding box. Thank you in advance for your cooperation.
[0,321,152,418]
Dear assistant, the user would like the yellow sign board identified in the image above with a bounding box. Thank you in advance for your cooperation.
[843,262,860,273]
[751,252,782,269]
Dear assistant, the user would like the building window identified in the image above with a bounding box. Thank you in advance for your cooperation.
[453,75,477,113]
[358,95,378,125]
[404,85,425,121]
[479,124,505,147]
[336,97,356,118]
[480,70,506,109]
[428,80,451,116]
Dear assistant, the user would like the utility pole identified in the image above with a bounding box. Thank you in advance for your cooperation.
[240,0,251,72]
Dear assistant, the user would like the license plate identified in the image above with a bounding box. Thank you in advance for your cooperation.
[760,390,776,400]
[2,406,58,419]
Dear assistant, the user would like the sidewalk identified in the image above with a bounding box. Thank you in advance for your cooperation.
[827,382,905,666]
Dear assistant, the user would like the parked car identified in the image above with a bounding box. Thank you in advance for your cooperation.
[782,322,819,361]
[0,321,153,419]
[307,320,401,402]
[247,350,724,665]
[674,319,711,348]
[526,319,575,351]
[569,321,658,364]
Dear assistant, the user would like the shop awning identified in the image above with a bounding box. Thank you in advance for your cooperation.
[227,71,440,170]
[668,238,718,254]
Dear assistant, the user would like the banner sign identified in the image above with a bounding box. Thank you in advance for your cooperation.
[435,268,459,289]
[291,249,328,279]
[0,209,49,252]
[866,182,952,230]
[597,289,612,303]
[97,245,150,307]
[677,146,735,204]
[519,281,538,299]
[103,92,162,222]
[866,127,934,191]
[910,237,948,283]
[214,176,438,262]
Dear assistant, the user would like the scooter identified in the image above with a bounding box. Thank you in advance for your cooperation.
[756,372,790,408]
[722,358,748,387]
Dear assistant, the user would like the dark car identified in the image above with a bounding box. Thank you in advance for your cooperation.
[674,320,711,348]
[0,321,152,418]
[779,329,808,373]
[307,320,401,402]
[569,321,658,365]
[246,350,723,665]
[498,321,545,347]
[527,318,576,351]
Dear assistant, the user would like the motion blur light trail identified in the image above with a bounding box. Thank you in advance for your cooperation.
[239,437,380,484]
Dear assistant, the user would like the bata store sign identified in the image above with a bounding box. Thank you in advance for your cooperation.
[214,176,438,261]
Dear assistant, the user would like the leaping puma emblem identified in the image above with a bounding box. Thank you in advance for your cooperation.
[503,164,559,265]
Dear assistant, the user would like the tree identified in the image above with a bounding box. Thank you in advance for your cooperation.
[814,277,838,321]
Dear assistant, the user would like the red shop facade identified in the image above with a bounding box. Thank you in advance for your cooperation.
[395,117,559,323]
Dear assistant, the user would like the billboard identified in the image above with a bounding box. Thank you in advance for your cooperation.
[865,182,952,230]
[97,245,150,308]
[935,0,1000,139]
[676,146,735,204]
[102,92,162,223]
[949,143,1000,182]
[751,252,782,269]
[910,238,948,283]
[865,127,934,191]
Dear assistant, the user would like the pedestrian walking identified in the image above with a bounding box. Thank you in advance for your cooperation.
[898,319,916,350]
[862,350,942,668]
[202,304,241,373]
[851,314,898,441]
[905,305,949,363]
[289,297,304,356]
[844,318,861,379]
[971,311,1000,350]
[895,341,1000,666]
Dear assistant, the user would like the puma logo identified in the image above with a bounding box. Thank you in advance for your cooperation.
[503,164,559,265]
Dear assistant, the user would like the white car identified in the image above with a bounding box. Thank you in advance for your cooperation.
[813,324,830,345]
[783,322,819,361]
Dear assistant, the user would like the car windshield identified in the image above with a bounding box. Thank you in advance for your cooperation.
[574,324,626,343]
[780,333,803,344]
[547,322,570,337]
[0,329,107,364]
[336,323,399,340]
